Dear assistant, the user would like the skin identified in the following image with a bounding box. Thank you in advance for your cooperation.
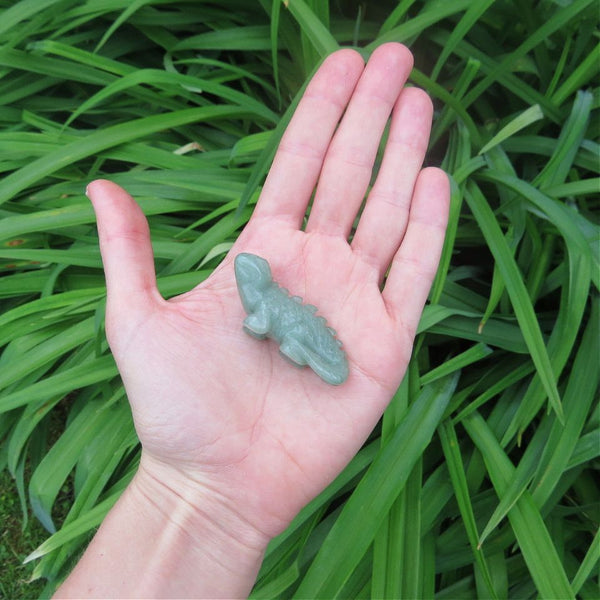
[55,43,450,599]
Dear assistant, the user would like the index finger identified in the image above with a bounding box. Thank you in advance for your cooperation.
[251,49,365,228]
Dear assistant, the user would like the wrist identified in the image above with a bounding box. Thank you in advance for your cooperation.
[128,453,270,597]
[57,452,270,598]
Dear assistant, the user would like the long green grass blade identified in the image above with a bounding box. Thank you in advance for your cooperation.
[428,30,563,123]
[430,0,495,81]
[465,181,563,422]
[284,0,338,60]
[463,412,574,599]
[371,375,410,599]
[0,47,113,85]
[63,68,278,128]
[534,90,593,189]
[400,459,422,599]
[479,105,544,155]
[295,373,458,598]
[571,527,600,595]
[567,429,600,469]
[0,106,260,206]
[369,0,471,47]
[479,171,596,442]
[378,0,417,35]
[0,318,96,392]
[552,42,600,106]
[531,298,599,505]
[0,247,101,268]
[24,483,130,563]
[0,0,65,38]
[438,419,497,599]
[0,355,118,413]
[269,0,282,103]
[28,398,125,532]
[461,0,595,110]
[421,342,492,385]
[476,418,550,547]
[94,0,149,52]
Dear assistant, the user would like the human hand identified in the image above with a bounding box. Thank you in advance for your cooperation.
[88,42,449,547]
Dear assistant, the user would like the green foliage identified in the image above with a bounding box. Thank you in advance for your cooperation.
[0,481,44,599]
[0,0,598,597]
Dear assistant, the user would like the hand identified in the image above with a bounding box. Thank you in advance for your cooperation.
[89,42,449,535]
[59,43,449,598]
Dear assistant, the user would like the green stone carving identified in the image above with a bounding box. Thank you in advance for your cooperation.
[234,253,349,385]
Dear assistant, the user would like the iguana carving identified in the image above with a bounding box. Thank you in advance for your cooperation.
[234,253,349,385]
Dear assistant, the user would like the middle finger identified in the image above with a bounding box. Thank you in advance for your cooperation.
[305,42,413,238]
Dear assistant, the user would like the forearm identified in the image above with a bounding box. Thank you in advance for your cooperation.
[54,457,269,599]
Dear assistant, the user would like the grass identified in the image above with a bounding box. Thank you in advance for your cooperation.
[0,400,72,599]
[0,0,598,598]
[0,469,47,600]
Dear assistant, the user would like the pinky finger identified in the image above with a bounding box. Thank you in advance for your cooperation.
[382,167,450,332]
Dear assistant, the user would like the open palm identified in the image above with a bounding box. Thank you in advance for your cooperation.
[89,43,449,539]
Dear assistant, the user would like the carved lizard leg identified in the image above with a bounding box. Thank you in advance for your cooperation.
[279,337,309,367]
[243,306,270,339]
[279,337,347,385]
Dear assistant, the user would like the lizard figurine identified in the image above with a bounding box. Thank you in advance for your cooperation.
[234,252,349,385]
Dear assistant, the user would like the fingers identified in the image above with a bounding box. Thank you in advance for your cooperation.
[87,179,160,314]
[252,48,365,227]
[382,168,450,330]
[305,43,413,237]
[351,87,433,281]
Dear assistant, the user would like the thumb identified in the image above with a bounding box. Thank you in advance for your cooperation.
[87,179,161,318]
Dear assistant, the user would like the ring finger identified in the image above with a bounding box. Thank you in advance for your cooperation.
[351,86,434,282]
